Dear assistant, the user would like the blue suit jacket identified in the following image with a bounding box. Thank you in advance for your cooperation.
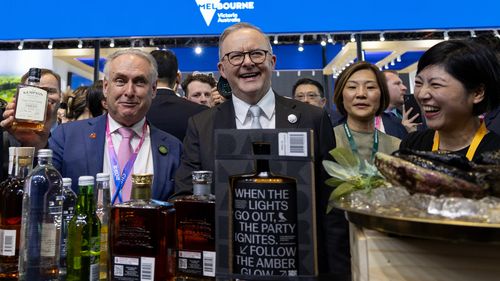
[49,114,182,201]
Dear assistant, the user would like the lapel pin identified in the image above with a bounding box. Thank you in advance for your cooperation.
[158,145,169,155]
[89,132,96,139]
[288,114,298,124]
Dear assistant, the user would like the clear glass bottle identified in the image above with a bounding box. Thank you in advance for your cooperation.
[0,147,34,280]
[109,174,176,281]
[229,142,299,277]
[59,177,77,280]
[172,171,216,280]
[95,173,110,281]
[13,67,49,132]
[19,148,62,281]
[66,176,100,281]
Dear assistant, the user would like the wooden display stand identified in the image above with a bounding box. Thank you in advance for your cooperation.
[350,224,500,281]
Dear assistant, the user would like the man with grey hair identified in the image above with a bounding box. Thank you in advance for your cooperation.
[1,49,182,201]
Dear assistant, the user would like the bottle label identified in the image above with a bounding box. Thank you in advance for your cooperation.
[0,229,16,256]
[15,86,48,122]
[113,255,155,281]
[177,250,215,277]
[40,223,57,257]
[232,182,299,276]
[90,263,99,281]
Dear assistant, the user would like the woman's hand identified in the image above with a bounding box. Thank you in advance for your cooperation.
[401,104,421,133]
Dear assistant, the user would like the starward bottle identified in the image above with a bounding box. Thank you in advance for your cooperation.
[19,148,63,281]
[110,174,176,281]
[59,178,77,280]
[229,142,299,277]
[13,67,49,132]
[172,171,216,280]
[66,176,100,281]
[0,147,34,280]
[95,173,110,281]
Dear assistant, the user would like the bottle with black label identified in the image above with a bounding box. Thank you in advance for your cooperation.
[172,170,216,280]
[229,142,299,277]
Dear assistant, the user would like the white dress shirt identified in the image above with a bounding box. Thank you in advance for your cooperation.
[232,88,276,129]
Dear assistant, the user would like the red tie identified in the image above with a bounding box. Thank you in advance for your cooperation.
[117,127,134,202]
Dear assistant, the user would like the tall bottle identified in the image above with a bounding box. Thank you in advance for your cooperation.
[0,147,35,280]
[95,173,110,281]
[110,174,176,281]
[67,176,100,281]
[0,147,16,192]
[172,171,216,280]
[13,67,49,131]
[59,178,77,280]
[18,148,62,281]
[229,142,299,277]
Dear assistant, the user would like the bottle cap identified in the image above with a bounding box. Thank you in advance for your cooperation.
[62,178,72,186]
[9,147,16,157]
[28,68,41,80]
[37,149,53,158]
[132,174,153,185]
[78,175,94,186]
[96,173,110,181]
[16,147,35,157]
[192,170,213,184]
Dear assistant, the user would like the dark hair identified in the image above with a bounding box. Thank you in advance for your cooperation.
[87,80,105,117]
[417,40,500,115]
[181,74,217,97]
[292,78,324,98]
[150,49,178,88]
[21,68,62,94]
[65,86,89,119]
[333,61,389,116]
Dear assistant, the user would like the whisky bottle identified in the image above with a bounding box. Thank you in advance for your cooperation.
[67,176,100,281]
[13,68,49,132]
[229,142,299,277]
[0,147,16,193]
[59,178,77,280]
[95,173,110,281]
[172,171,216,280]
[18,148,63,281]
[110,174,176,281]
[0,147,34,280]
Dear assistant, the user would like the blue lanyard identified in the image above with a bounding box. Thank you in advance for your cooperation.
[343,123,379,163]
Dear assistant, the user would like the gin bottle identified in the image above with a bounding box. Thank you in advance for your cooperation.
[13,68,49,132]
[229,142,299,277]
[95,173,110,281]
[172,171,216,280]
[0,147,35,280]
[67,176,100,281]
[110,174,176,281]
[18,148,62,281]
[59,178,77,280]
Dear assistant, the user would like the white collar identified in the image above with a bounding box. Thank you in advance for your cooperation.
[107,114,146,136]
[232,88,275,124]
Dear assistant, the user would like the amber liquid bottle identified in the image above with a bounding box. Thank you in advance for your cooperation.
[109,174,176,281]
[172,171,216,280]
[12,67,49,132]
[0,147,35,280]
[229,142,299,277]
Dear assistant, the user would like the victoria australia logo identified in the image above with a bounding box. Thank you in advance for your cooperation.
[195,0,255,26]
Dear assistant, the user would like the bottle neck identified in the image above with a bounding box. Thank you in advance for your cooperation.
[193,183,211,196]
[131,184,151,200]
[255,159,270,174]
[37,156,52,166]
[27,76,40,86]
[76,185,95,214]
[16,156,33,178]
[97,181,111,206]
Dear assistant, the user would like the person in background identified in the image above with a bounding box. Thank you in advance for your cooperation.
[1,49,183,201]
[146,49,208,141]
[87,80,106,117]
[61,86,92,123]
[400,40,500,161]
[333,61,401,163]
[181,73,217,107]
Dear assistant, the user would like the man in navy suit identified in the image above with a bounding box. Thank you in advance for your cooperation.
[2,49,182,201]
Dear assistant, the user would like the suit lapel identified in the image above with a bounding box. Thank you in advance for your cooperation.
[214,101,237,129]
[85,115,106,177]
[275,95,301,128]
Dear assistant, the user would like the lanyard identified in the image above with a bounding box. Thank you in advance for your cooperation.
[106,119,148,204]
[343,123,379,163]
[432,120,488,161]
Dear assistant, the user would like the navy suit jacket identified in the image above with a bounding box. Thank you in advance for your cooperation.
[49,114,183,201]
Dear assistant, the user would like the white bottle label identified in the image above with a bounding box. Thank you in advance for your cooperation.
[40,223,57,257]
[15,85,48,121]
[0,229,16,256]
[203,251,216,277]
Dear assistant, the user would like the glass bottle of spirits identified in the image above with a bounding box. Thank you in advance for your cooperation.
[110,174,176,281]
[13,67,49,132]
[172,171,216,280]
[18,148,62,281]
[0,147,16,193]
[95,173,110,281]
[66,176,100,281]
[229,142,299,277]
[0,147,34,280]
[59,177,77,280]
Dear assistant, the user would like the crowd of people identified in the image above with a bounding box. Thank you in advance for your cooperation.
[2,21,500,280]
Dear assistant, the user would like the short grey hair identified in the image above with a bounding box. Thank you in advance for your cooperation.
[103,48,158,83]
[218,22,273,61]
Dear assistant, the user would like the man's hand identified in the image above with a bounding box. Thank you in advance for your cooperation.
[211,88,226,107]
[1,98,53,149]
[401,104,421,133]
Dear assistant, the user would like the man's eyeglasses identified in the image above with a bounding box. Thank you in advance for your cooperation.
[294,92,322,100]
[223,49,270,66]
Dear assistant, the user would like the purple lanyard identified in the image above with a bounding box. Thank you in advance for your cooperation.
[106,118,148,204]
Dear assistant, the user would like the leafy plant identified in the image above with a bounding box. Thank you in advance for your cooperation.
[323,147,387,213]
